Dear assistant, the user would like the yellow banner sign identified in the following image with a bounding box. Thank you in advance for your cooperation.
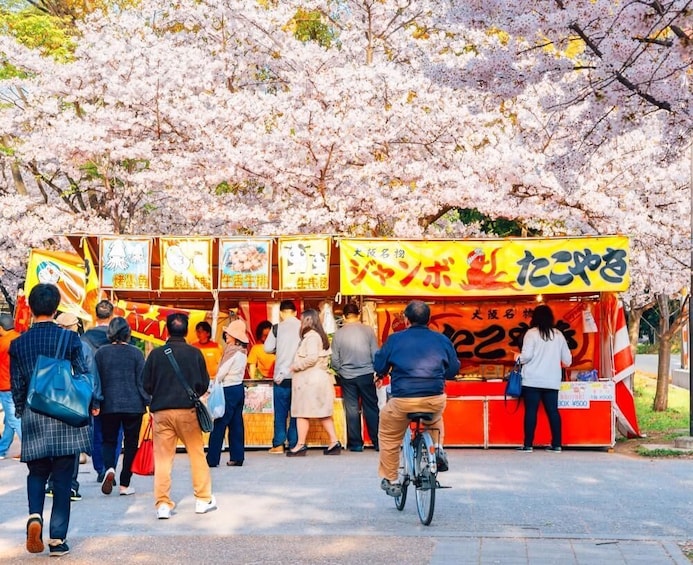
[341,237,629,297]
[160,237,213,291]
[278,236,331,291]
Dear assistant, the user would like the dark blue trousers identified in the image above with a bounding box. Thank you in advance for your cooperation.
[340,374,380,450]
[27,454,76,541]
[206,385,245,466]
[271,383,297,449]
[522,386,561,448]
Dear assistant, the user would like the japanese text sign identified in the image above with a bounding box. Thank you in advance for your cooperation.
[219,238,273,291]
[159,237,213,291]
[100,237,152,291]
[278,236,331,291]
[340,237,629,297]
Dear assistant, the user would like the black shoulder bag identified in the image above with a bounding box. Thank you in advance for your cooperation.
[163,347,213,433]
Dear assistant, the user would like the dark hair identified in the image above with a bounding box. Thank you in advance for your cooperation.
[167,313,189,338]
[195,321,212,334]
[107,316,131,343]
[403,300,430,326]
[279,300,297,312]
[255,320,273,341]
[299,309,330,349]
[28,283,61,317]
[530,304,556,341]
[342,303,359,317]
[95,300,114,320]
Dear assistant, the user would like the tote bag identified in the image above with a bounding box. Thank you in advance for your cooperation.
[27,329,92,427]
[131,418,154,476]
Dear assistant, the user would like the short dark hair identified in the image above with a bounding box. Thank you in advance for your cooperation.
[404,300,430,326]
[255,320,273,341]
[342,303,359,317]
[28,284,61,317]
[107,316,131,343]
[195,321,212,334]
[167,313,188,338]
[279,300,297,312]
[95,300,114,320]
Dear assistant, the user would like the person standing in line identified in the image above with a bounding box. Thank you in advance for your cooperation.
[95,317,148,495]
[247,320,275,380]
[286,309,341,457]
[206,320,248,468]
[264,300,300,454]
[515,304,572,453]
[142,313,216,519]
[191,320,223,378]
[10,284,97,556]
[0,314,22,459]
[374,300,460,497]
[82,299,122,483]
[46,312,102,502]
[331,303,380,452]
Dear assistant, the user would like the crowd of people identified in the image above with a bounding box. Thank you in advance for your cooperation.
[1,285,571,558]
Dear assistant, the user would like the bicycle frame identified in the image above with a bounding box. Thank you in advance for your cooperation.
[402,421,438,484]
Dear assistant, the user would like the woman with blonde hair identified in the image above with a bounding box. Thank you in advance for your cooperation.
[286,309,341,456]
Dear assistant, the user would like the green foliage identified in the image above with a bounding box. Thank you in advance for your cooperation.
[634,374,689,433]
[453,208,535,237]
[0,8,75,61]
[291,8,336,49]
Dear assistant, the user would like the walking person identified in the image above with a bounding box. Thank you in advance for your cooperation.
[95,317,148,495]
[286,309,341,457]
[82,299,122,483]
[0,314,22,459]
[374,300,460,496]
[515,304,572,453]
[264,300,300,454]
[331,303,380,452]
[9,284,97,556]
[143,313,216,519]
[206,320,248,468]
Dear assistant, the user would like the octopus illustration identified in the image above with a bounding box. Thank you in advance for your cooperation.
[460,247,519,291]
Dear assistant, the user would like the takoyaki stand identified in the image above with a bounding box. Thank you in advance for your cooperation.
[59,234,636,448]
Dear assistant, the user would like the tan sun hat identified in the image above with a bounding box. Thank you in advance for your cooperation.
[222,319,249,344]
[55,312,79,328]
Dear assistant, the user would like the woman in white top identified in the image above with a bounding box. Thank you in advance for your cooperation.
[206,320,248,467]
[516,304,572,453]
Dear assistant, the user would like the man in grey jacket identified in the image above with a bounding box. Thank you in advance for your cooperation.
[263,300,300,453]
[331,303,380,452]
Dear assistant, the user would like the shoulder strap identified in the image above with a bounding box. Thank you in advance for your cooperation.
[164,346,198,402]
[56,328,69,359]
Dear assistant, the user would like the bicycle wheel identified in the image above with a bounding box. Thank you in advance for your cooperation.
[414,438,436,525]
[394,445,408,511]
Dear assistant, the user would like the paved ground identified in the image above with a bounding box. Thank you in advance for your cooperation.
[0,446,691,564]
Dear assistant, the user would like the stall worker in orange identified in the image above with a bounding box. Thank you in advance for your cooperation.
[191,321,223,377]
[246,320,275,380]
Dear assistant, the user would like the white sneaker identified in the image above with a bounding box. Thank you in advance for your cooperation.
[156,504,171,519]
[119,486,135,496]
[195,495,217,514]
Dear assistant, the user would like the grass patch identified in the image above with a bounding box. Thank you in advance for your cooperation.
[636,447,687,457]
[633,373,690,435]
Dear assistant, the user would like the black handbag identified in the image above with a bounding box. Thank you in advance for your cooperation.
[164,347,213,433]
[27,329,92,427]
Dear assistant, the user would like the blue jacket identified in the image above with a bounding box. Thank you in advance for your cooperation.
[374,325,460,398]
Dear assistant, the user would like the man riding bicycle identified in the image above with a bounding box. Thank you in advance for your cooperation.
[374,300,460,497]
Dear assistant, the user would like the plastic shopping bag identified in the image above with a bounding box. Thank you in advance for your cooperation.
[207,381,226,420]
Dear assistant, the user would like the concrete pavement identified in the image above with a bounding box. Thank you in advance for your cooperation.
[0,446,691,564]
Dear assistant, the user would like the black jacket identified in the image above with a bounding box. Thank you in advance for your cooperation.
[143,337,210,412]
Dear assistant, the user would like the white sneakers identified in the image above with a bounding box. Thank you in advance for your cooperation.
[119,486,135,496]
[157,496,217,519]
[195,495,217,514]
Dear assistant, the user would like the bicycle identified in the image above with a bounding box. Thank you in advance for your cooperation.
[393,411,446,525]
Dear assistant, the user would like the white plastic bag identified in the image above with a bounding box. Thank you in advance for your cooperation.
[207,381,226,420]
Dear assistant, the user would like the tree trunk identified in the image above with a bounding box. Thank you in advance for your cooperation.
[626,298,646,358]
[653,333,672,411]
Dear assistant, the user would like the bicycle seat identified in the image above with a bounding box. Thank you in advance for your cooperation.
[407,412,434,422]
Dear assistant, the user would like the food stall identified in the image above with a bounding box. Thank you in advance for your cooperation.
[56,234,635,448]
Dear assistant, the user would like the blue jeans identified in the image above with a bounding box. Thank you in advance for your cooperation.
[272,383,297,449]
[206,385,245,466]
[522,386,561,448]
[0,390,22,456]
[27,455,76,541]
[340,374,380,450]
[92,415,122,474]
